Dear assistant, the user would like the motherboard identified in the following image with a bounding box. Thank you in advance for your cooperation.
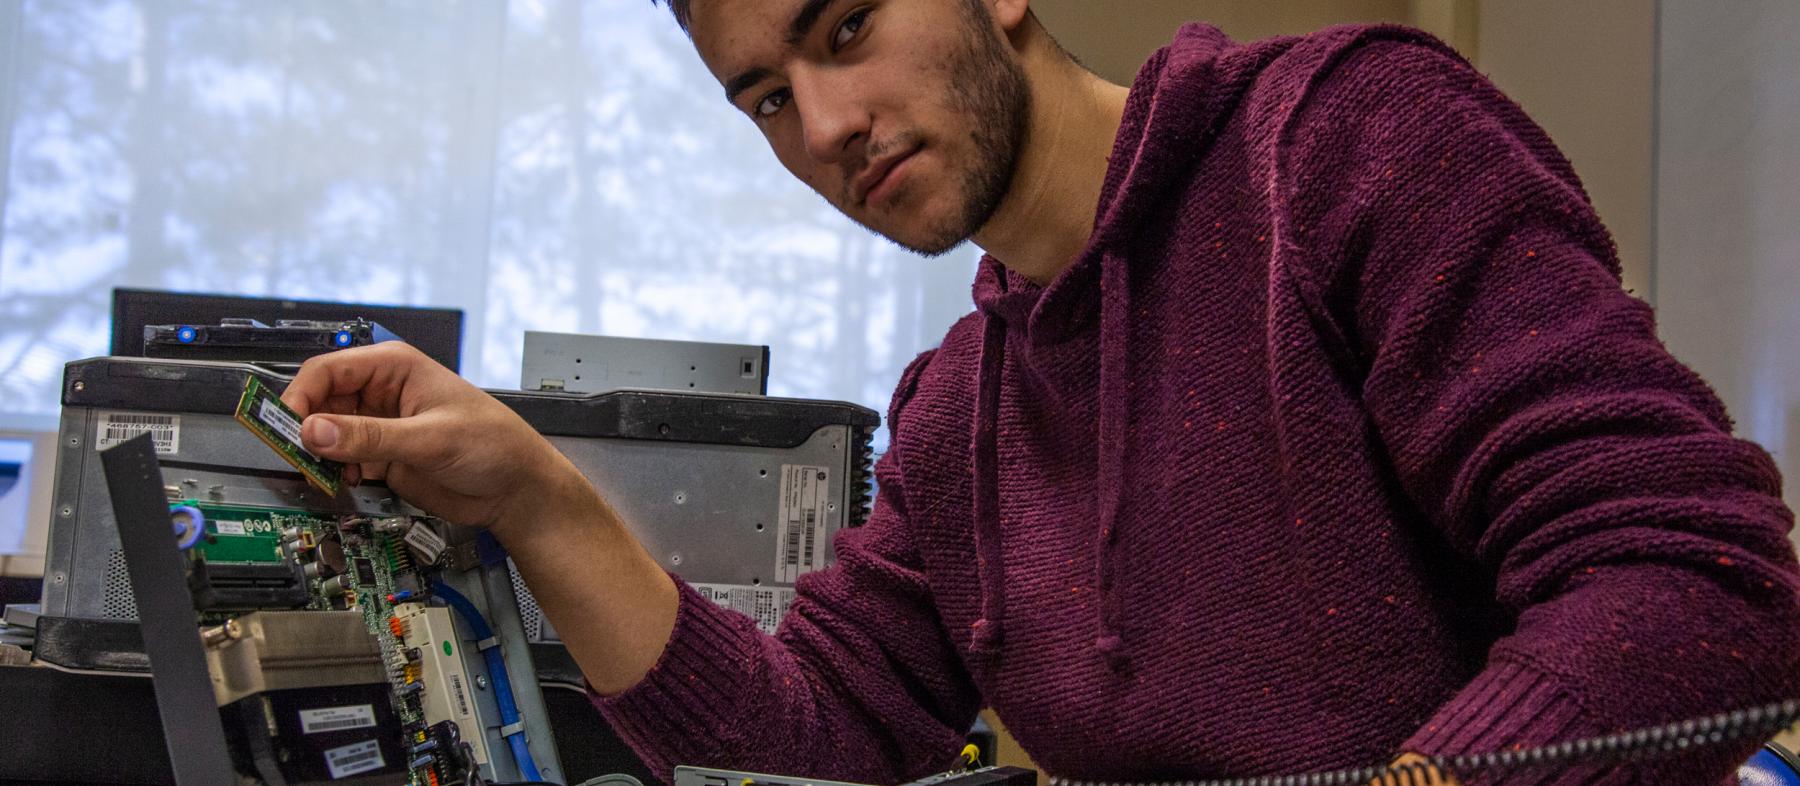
[177,499,518,785]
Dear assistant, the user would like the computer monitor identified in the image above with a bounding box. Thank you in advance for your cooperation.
[110,289,464,373]
[0,436,32,557]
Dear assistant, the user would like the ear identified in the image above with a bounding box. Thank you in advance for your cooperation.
[990,0,1029,32]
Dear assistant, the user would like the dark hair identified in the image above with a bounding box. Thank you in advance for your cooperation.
[649,0,692,32]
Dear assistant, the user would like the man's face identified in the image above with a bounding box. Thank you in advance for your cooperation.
[687,0,1030,256]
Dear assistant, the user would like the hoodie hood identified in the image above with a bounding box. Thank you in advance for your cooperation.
[965,24,1244,668]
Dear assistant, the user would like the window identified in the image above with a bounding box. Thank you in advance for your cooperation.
[0,0,979,454]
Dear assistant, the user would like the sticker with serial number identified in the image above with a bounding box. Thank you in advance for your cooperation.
[403,521,447,564]
[258,398,306,451]
[322,738,384,778]
[96,411,181,454]
[693,583,797,635]
[774,465,829,583]
[299,704,376,734]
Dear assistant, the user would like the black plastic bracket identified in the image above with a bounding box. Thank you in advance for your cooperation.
[101,433,239,785]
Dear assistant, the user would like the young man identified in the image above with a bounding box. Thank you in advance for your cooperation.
[281,1,1800,783]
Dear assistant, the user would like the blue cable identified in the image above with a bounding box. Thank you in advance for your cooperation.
[432,580,543,782]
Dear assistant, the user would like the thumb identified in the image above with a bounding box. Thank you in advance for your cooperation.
[301,413,441,467]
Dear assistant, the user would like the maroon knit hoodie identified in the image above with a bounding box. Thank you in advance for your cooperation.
[595,24,1800,786]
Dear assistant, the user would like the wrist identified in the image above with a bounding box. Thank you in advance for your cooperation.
[489,453,609,542]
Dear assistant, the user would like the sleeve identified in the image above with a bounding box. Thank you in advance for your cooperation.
[1278,34,1800,786]
[591,352,982,784]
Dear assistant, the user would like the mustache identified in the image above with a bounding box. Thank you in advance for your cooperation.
[841,132,923,204]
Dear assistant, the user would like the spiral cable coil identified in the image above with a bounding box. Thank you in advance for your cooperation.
[1045,699,1800,786]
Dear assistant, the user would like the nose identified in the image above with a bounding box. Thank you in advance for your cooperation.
[790,65,868,166]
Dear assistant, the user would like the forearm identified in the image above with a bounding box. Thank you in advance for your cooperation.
[490,456,678,695]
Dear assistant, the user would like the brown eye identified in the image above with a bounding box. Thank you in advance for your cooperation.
[832,8,869,52]
[755,88,790,118]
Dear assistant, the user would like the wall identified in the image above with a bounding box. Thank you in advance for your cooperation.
[1475,0,1656,299]
[1655,1,1800,522]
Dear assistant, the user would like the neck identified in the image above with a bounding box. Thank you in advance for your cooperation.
[971,35,1130,287]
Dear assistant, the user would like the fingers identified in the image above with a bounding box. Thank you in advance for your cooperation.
[301,411,452,468]
[360,461,390,483]
[280,342,430,417]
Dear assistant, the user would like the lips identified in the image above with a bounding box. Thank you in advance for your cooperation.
[853,145,920,207]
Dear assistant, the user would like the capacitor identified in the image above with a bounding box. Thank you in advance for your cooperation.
[314,537,348,578]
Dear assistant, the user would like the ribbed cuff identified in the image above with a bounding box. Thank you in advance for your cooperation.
[1403,659,1632,786]
[590,578,766,780]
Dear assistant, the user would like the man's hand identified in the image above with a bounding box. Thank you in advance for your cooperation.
[283,341,679,693]
[280,342,587,532]
[1373,753,1461,786]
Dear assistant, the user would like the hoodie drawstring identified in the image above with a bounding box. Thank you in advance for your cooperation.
[961,24,1230,674]
[969,312,1008,658]
[1093,250,1132,670]
[967,250,1134,672]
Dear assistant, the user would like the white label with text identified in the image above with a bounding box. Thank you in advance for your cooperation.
[96,412,181,454]
[300,704,376,734]
[774,465,829,583]
[322,738,384,778]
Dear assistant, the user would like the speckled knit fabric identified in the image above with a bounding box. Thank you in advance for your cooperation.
[594,23,1800,786]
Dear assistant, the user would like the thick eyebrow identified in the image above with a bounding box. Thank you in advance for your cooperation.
[785,0,841,48]
[724,66,777,107]
[722,0,843,109]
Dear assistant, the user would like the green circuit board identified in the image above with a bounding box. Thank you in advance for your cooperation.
[234,376,343,496]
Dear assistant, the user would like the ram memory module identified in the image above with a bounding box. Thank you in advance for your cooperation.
[235,376,343,496]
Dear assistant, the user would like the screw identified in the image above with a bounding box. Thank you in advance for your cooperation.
[670,553,683,566]
[201,619,243,647]
[72,381,85,391]
[59,505,73,518]
[474,675,489,690]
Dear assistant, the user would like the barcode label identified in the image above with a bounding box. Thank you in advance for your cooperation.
[96,412,181,454]
[403,521,447,564]
[214,520,247,536]
[774,465,829,583]
[693,583,797,635]
[322,738,384,778]
[257,398,304,448]
[299,704,375,734]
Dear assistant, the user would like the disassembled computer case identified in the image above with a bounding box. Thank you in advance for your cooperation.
[38,355,878,784]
